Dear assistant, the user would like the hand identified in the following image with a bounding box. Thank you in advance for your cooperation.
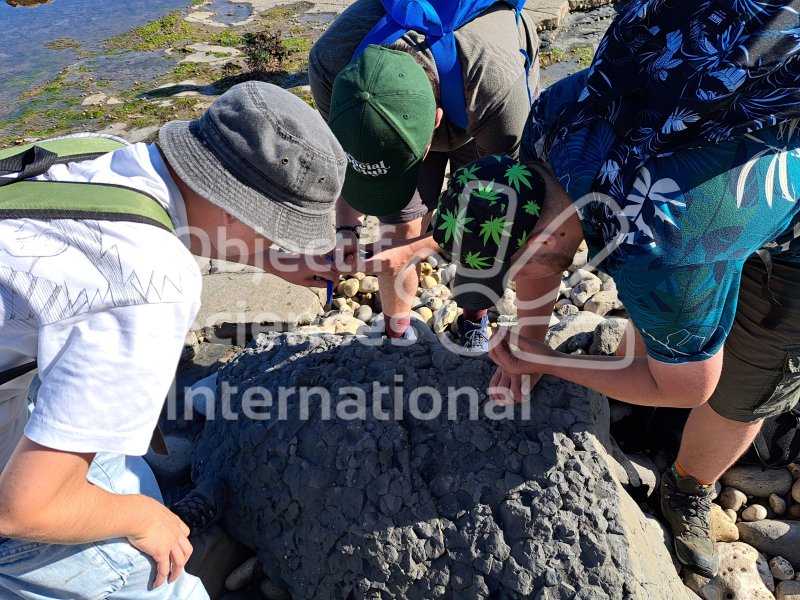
[271,253,339,288]
[488,366,540,405]
[127,500,193,588]
[362,239,418,278]
[488,326,554,378]
[332,230,361,274]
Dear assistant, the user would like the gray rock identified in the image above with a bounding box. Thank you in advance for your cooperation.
[186,525,251,599]
[260,579,291,600]
[567,268,601,288]
[721,465,793,498]
[571,278,602,307]
[583,290,622,316]
[738,520,800,569]
[225,556,259,591]
[193,333,697,600]
[545,311,605,352]
[719,487,748,512]
[355,305,373,324]
[195,273,323,334]
[439,263,458,286]
[777,580,800,599]
[144,432,193,482]
[589,317,628,355]
[771,556,796,581]
[757,551,776,592]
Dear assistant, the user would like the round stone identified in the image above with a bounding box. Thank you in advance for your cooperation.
[340,279,360,298]
[742,504,768,522]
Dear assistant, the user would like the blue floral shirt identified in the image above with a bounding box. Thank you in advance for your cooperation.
[523,68,800,364]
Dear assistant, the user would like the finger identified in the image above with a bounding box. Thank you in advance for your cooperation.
[176,517,190,537]
[153,552,170,588]
[180,536,194,562]
[488,369,512,405]
[511,374,522,403]
[168,545,187,584]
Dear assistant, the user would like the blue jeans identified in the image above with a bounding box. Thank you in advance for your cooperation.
[0,453,209,599]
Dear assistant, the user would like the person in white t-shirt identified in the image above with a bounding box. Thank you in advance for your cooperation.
[0,81,346,599]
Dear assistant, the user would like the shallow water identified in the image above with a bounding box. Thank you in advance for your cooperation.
[0,0,196,112]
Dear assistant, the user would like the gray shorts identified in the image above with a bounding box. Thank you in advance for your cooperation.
[378,141,478,224]
[709,255,800,422]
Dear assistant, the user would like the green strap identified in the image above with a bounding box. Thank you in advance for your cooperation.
[0,180,175,233]
[0,137,127,161]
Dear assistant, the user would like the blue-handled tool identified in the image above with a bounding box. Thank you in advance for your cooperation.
[325,255,334,308]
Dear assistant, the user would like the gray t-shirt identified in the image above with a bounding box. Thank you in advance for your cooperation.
[309,0,539,159]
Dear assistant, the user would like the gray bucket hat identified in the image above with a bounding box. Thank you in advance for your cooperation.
[159,81,346,254]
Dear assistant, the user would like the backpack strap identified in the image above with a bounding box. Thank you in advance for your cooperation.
[0,361,37,387]
[353,0,527,130]
[0,137,175,234]
[0,180,175,234]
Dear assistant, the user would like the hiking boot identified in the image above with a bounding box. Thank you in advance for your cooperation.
[457,315,489,353]
[170,479,227,537]
[660,467,720,578]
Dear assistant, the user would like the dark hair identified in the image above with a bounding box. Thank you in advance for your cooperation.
[383,41,441,108]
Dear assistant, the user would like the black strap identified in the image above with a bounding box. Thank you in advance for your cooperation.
[0,361,37,386]
[756,248,783,330]
[0,146,59,186]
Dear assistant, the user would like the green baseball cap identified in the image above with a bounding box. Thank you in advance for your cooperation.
[433,155,546,309]
[328,45,437,216]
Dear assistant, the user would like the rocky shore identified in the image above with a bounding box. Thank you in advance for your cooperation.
[6,0,799,598]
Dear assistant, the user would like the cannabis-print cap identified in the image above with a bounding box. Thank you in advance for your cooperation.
[432,154,545,310]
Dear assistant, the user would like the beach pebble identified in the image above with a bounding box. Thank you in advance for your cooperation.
[793,478,800,504]
[771,556,796,581]
[722,465,793,497]
[757,552,777,592]
[719,487,748,512]
[711,503,739,542]
[359,276,380,294]
[225,556,259,591]
[427,297,444,311]
[568,268,601,288]
[433,301,459,334]
[419,284,452,304]
[724,508,739,523]
[770,493,788,516]
[426,255,439,268]
[601,278,617,292]
[259,578,291,600]
[339,279,360,298]
[495,288,517,317]
[583,290,622,316]
[571,279,602,307]
[569,250,588,272]
[776,580,800,600]
[742,505,768,522]
[556,304,579,318]
[321,314,367,335]
[788,463,800,480]
[415,306,434,325]
[440,263,457,285]
[355,305,373,324]
[421,275,438,290]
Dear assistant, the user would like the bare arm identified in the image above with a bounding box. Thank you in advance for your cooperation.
[489,329,723,408]
[0,437,192,587]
